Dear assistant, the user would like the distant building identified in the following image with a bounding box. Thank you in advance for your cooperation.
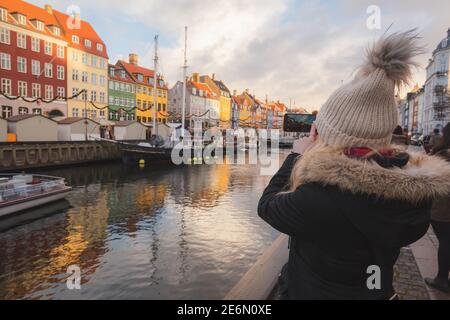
[200,74,231,129]
[108,63,136,121]
[423,28,450,135]
[168,73,220,129]
[117,54,168,125]
[231,94,240,129]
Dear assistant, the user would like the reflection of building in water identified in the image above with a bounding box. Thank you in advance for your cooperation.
[0,190,111,299]
[168,165,231,208]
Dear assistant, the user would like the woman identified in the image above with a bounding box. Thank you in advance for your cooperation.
[425,123,450,292]
[258,31,450,299]
[391,125,408,146]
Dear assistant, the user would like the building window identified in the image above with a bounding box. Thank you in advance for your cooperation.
[99,75,106,86]
[91,90,97,102]
[17,56,26,73]
[32,83,40,98]
[99,58,106,69]
[35,20,44,31]
[84,39,91,48]
[1,78,12,95]
[0,27,10,44]
[72,88,79,100]
[72,69,79,81]
[52,27,60,36]
[44,41,52,55]
[82,53,87,64]
[72,35,79,44]
[32,108,41,115]
[1,106,12,118]
[137,74,143,82]
[18,81,27,97]
[82,90,87,101]
[96,43,103,52]
[99,92,105,103]
[91,73,97,85]
[57,65,65,80]
[0,8,7,22]
[72,108,79,117]
[17,33,26,48]
[91,55,97,67]
[17,14,26,25]
[31,37,40,52]
[57,87,65,99]
[57,45,64,58]
[18,107,28,115]
[72,51,78,62]
[45,85,53,100]
[82,71,88,83]
[44,63,53,78]
[120,70,125,79]
[109,95,114,105]
[114,82,120,91]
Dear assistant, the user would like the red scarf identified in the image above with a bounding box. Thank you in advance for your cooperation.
[343,147,394,158]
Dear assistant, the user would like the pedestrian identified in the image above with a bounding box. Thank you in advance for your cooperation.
[425,128,443,153]
[425,122,450,293]
[258,30,450,300]
[391,125,408,145]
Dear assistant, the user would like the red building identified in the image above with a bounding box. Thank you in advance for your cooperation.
[0,0,67,119]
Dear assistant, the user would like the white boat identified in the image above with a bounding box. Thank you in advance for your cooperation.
[0,174,72,218]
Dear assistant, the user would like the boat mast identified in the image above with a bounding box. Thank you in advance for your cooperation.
[181,26,188,137]
[153,35,158,136]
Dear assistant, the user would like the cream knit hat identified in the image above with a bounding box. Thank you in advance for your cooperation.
[315,30,423,148]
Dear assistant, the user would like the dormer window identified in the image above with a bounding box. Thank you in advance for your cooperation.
[442,38,448,48]
[120,70,126,79]
[51,26,60,36]
[33,20,44,31]
[109,67,115,77]
[84,39,91,48]
[96,43,103,52]
[149,78,154,85]
[0,8,7,22]
[17,14,26,25]
[137,74,143,82]
[72,35,79,44]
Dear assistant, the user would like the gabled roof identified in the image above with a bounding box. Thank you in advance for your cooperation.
[57,117,100,125]
[188,81,218,100]
[1,0,65,41]
[52,9,108,59]
[108,63,136,85]
[7,114,56,122]
[114,120,146,127]
[213,80,231,94]
[117,60,167,89]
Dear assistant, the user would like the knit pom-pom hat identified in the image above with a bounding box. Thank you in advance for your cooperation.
[315,29,424,148]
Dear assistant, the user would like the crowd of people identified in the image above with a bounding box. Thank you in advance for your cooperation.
[258,30,450,299]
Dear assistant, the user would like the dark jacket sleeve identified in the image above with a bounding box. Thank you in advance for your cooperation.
[257,152,312,236]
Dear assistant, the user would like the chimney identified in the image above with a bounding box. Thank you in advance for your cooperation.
[212,73,215,80]
[192,72,199,83]
[129,53,139,66]
[44,4,53,14]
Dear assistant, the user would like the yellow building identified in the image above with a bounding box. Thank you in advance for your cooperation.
[200,74,231,128]
[118,54,168,124]
[53,9,109,120]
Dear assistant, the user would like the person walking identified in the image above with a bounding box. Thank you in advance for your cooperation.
[425,122,450,293]
[258,30,450,300]
[391,125,408,145]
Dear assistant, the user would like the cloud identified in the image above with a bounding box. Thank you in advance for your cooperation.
[33,0,450,110]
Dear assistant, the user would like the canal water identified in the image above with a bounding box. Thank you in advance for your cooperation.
[0,151,287,299]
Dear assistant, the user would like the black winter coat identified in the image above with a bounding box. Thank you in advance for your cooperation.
[258,148,450,300]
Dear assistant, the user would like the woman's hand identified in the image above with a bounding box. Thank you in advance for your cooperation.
[292,123,318,155]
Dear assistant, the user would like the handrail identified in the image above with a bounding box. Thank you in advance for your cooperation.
[224,234,289,300]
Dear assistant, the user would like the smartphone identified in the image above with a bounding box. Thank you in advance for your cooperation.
[283,113,316,132]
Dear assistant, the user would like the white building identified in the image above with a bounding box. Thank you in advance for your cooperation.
[7,114,58,141]
[422,28,450,135]
[57,117,100,141]
[168,73,220,129]
[113,120,147,140]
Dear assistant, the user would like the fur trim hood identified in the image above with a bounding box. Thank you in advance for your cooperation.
[294,147,450,203]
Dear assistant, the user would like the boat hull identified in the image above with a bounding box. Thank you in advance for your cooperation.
[0,188,72,218]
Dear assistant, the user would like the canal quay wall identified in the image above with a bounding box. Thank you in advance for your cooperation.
[0,141,122,172]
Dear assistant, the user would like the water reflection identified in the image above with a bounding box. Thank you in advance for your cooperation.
[0,153,285,299]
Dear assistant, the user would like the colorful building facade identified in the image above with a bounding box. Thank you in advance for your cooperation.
[0,0,67,118]
[199,74,231,128]
[108,63,135,121]
[52,8,109,121]
[118,54,168,124]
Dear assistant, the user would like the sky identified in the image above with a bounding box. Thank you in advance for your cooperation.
[32,0,450,111]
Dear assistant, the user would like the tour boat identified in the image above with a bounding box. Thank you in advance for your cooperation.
[0,173,72,218]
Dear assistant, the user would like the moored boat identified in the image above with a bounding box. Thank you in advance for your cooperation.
[0,173,72,218]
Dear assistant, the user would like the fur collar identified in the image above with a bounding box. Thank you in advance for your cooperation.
[295,147,450,203]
